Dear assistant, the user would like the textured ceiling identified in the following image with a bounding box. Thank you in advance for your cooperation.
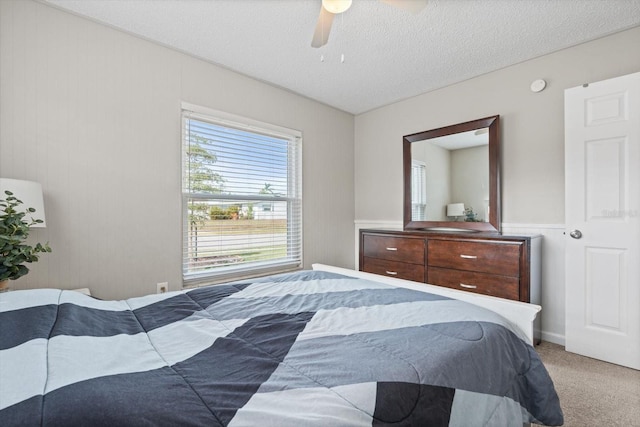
[44,0,640,115]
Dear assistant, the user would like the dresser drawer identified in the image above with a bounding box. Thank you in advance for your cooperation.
[362,235,424,264]
[427,267,520,300]
[362,257,425,282]
[427,239,521,277]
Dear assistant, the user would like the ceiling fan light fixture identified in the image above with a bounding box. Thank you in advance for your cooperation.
[322,0,353,14]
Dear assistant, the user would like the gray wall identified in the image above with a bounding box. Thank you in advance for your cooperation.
[0,0,355,299]
[354,25,640,343]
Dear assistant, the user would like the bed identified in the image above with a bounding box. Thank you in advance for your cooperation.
[0,264,563,426]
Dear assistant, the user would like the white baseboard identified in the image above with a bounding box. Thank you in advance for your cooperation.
[541,331,566,346]
[354,220,403,228]
[502,223,565,230]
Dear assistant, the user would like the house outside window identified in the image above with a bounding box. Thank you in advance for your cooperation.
[182,104,302,285]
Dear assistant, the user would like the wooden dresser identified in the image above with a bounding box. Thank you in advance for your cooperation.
[359,229,541,305]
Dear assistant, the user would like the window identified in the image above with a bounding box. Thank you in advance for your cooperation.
[411,159,426,220]
[182,105,302,285]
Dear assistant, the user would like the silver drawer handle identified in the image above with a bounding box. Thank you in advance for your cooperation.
[385,271,398,276]
[460,254,477,259]
[460,283,477,289]
[386,247,398,251]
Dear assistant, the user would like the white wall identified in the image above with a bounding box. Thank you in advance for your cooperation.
[355,26,640,344]
[0,0,355,299]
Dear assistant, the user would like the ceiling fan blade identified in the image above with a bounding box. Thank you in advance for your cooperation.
[380,0,428,14]
[311,6,335,48]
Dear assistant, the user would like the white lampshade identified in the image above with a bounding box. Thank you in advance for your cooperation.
[446,203,465,217]
[0,178,46,227]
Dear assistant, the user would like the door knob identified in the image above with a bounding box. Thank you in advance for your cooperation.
[569,229,583,239]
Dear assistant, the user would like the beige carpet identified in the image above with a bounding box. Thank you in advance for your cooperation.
[534,341,640,426]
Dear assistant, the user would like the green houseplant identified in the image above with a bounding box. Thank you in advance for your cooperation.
[0,190,51,290]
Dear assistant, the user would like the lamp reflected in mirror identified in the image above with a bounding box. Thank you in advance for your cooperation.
[446,203,465,221]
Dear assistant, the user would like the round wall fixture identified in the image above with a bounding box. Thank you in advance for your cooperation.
[530,79,547,93]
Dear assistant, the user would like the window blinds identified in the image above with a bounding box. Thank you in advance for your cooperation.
[182,109,302,285]
[411,159,427,221]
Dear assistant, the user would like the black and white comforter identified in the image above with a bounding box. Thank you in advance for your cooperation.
[0,270,563,426]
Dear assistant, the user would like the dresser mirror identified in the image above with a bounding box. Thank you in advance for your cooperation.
[403,115,500,232]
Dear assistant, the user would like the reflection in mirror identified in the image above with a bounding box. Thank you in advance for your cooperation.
[403,115,500,232]
[410,128,489,222]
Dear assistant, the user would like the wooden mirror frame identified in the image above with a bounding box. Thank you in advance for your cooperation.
[403,115,501,232]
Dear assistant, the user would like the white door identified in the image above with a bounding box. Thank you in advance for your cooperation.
[565,72,640,370]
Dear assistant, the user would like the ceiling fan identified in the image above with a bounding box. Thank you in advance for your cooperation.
[311,0,429,48]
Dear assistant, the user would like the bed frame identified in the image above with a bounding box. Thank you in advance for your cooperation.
[312,264,541,346]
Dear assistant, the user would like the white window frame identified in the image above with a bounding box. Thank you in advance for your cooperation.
[411,159,427,221]
[181,103,303,286]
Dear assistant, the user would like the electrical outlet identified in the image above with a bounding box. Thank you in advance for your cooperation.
[156,282,168,294]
